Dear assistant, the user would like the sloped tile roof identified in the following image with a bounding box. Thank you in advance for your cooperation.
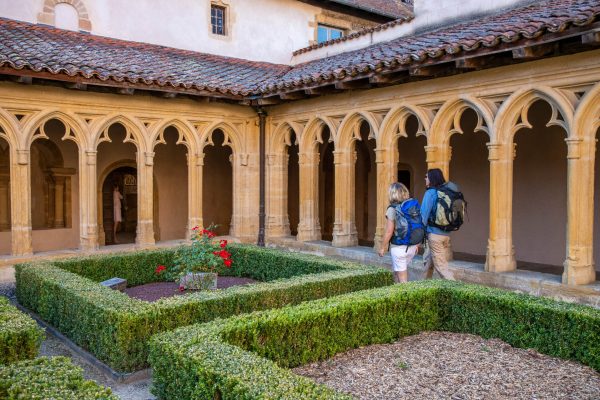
[0,18,291,97]
[0,0,598,99]
[328,0,412,19]
[262,0,600,93]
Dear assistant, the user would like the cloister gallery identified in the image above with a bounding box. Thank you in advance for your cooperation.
[0,0,599,287]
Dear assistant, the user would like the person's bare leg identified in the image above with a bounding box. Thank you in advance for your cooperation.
[113,221,119,244]
[395,270,408,283]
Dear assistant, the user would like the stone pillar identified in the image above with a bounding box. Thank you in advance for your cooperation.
[332,149,358,247]
[53,175,65,228]
[265,153,291,238]
[485,143,516,272]
[373,147,394,250]
[563,137,596,285]
[425,143,453,260]
[0,173,9,231]
[136,151,155,246]
[10,149,32,256]
[187,153,203,239]
[297,151,321,241]
[80,151,99,251]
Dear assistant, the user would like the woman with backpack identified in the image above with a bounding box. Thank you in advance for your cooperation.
[378,182,424,283]
[421,168,460,280]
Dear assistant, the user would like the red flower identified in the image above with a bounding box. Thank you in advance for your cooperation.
[202,229,209,235]
[178,286,185,292]
[213,251,219,256]
[224,259,232,268]
[192,226,199,231]
[155,265,166,274]
[208,232,216,238]
[220,240,228,248]
[219,250,230,259]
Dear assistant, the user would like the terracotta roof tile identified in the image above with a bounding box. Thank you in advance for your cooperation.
[262,0,600,94]
[0,18,291,96]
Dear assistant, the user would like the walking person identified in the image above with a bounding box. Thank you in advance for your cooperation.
[421,168,465,280]
[113,183,124,244]
[378,182,425,283]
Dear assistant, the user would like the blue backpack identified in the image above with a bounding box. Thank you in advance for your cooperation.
[390,198,426,246]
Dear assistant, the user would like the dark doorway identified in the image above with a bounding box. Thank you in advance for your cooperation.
[102,166,137,244]
[319,128,334,241]
[287,134,299,236]
[203,130,233,236]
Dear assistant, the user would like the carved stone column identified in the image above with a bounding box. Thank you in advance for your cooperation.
[485,142,516,272]
[332,149,358,247]
[136,151,155,246]
[265,153,291,238]
[0,172,9,231]
[374,148,394,250]
[563,137,596,285]
[297,151,321,242]
[10,149,32,256]
[425,143,453,260]
[80,151,99,251]
[186,153,203,239]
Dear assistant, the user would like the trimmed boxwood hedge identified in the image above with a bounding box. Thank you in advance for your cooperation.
[149,280,600,400]
[15,244,392,372]
[0,296,44,365]
[0,356,117,399]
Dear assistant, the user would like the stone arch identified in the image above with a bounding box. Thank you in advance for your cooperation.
[24,110,88,150]
[92,114,147,152]
[300,117,336,153]
[573,82,600,141]
[378,104,432,149]
[336,111,381,149]
[269,121,301,154]
[0,108,19,151]
[493,86,574,145]
[149,119,198,153]
[38,0,92,31]
[200,121,244,154]
[429,96,494,147]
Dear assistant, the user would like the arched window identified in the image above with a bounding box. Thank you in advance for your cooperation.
[54,3,79,31]
[37,0,92,32]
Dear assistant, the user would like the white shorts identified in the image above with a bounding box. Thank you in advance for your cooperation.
[390,245,418,272]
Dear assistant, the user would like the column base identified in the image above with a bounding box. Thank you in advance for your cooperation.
[296,227,320,242]
[485,244,516,273]
[11,226,32,256]
[79,236,99,252]
[136,220,155,247]
[562,259,596,285]
[332,233,358,248]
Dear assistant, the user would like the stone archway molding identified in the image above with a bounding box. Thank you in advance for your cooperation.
[38,0,92,31]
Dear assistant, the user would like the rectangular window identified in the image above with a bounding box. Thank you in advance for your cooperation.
[211,5,226,35]
[317,24,344,44]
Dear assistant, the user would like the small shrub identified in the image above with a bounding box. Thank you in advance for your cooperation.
[0,297,44,365]
[0,356,117,399]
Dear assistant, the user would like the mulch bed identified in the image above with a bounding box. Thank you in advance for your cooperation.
[123,277,257,302]
[293,331,600,400]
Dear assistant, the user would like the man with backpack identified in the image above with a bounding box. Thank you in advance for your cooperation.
[378,182,425,283]
[421,168,466,280]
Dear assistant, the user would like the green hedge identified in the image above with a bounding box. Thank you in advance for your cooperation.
[0,356,117,399]
[149,281,600,400]
[16,245,392,372]
[0,297,44,365]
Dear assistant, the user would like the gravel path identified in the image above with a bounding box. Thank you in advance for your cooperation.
[293,331,600,400]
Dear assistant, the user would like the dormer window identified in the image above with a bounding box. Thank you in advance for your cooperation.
[317,24,344,44]
[211,5,226,35]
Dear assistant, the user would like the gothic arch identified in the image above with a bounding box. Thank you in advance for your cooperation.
[428,96,494,147]
[38,0,92,31]
[378,104,433,149]
[493,86,574,145]
[269,121,301,154]
[91,114,147,152]
[0,108,19,151]
[300,116,336,153]
[149,118,197,153]
[24,110,88,150]
[200,121,243,154]
[336,111,381,149]
[572,82,600,142]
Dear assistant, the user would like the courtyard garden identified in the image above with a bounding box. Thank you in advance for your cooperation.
[1,238,599,399]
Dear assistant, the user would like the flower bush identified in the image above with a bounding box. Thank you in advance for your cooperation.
[158,225,233,283]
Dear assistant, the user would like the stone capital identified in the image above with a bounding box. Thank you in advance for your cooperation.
[85,150,97,166]
[16,149,30,165]
[565,138,583,160]
[144,152,155,166]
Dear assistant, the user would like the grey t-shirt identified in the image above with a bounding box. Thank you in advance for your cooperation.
[386,205,399,248]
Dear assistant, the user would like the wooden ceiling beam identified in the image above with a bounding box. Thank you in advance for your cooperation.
[512,42,558,59]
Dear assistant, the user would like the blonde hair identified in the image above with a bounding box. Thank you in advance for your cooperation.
[388,182,410,204]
